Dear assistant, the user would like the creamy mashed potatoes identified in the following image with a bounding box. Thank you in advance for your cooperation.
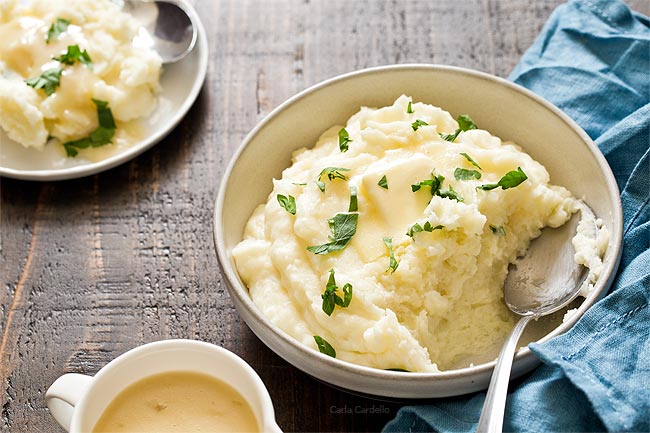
[0,0,161,157]
[233,96,605,372]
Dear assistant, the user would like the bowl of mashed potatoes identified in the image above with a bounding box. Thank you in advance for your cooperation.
[214,64,622,398]
[0,0,207,180]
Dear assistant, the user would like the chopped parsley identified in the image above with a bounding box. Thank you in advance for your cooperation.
[383,237,399,273]
[440,114,478,142]
[277,194,296,215]
[460,152,482,170]
[307,212,358,255]
[348,186,358,212]
[478,167,528,191]
[454,167,482,181]
[46,18,70,44]
[314,336,336,357]
[315,167,350,192]
[407,221,444,238]
[62,99,116,157]
[25,67,62,96]
[26,44,93,97]
[438,185,464,202]
[412,171,464,202]
[411,119,428,131]
[411,171,444,195]
[292,182,307,186]
[407,101,414,114]
[54,44,92,68]
[457,114,478,131]
[489,225,506,236]
[321,269,353,316]
[378,175,388,189]
[338,127,352,152]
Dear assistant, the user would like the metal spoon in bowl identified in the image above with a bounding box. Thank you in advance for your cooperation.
[122,0,198,63]
[476,210,591,433]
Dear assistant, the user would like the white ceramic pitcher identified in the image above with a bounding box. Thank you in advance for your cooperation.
[46,339,282,433]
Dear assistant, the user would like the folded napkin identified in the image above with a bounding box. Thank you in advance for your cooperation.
[384,1,650,432]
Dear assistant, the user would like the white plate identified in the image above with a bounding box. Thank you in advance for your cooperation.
[0,2,208,181]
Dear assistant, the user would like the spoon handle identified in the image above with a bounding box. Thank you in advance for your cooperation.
[476,314,535,433]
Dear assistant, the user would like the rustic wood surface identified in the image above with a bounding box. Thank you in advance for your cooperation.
[1,1,648,432]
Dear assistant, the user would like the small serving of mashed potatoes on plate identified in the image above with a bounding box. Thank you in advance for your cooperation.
[233,96,607,372]
[0,0,162,159]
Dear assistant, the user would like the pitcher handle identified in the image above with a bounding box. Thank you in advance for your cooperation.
[45,373,93,432]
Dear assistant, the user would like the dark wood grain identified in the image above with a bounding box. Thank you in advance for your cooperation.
[1,1,648,432]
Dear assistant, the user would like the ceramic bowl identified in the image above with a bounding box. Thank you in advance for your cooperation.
[213,64,622,398]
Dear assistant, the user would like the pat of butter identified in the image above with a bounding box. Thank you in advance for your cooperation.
[352,154,435,261]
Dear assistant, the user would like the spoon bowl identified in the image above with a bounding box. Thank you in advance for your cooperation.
[123,0,198,63]
[505,211,588,316]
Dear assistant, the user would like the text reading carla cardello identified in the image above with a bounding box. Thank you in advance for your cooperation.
[330,405,390,414]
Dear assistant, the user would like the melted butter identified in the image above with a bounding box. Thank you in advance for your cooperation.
[45,66,99,138]
[0,17,85,78]
[71,119,145,162]
[0,17,47,77]
[92,371,260,433]
[352,155,436,261]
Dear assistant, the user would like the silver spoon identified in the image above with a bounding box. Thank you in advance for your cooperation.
[123,0,198,63]
[476,210,590,433]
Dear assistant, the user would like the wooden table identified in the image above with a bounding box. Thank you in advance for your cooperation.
[2,1,648,431]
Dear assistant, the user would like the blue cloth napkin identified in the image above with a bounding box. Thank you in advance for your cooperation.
[383,1,650,432]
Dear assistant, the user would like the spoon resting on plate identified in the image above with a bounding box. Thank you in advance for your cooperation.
[476,210,592,433]
[122,0,198,63]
